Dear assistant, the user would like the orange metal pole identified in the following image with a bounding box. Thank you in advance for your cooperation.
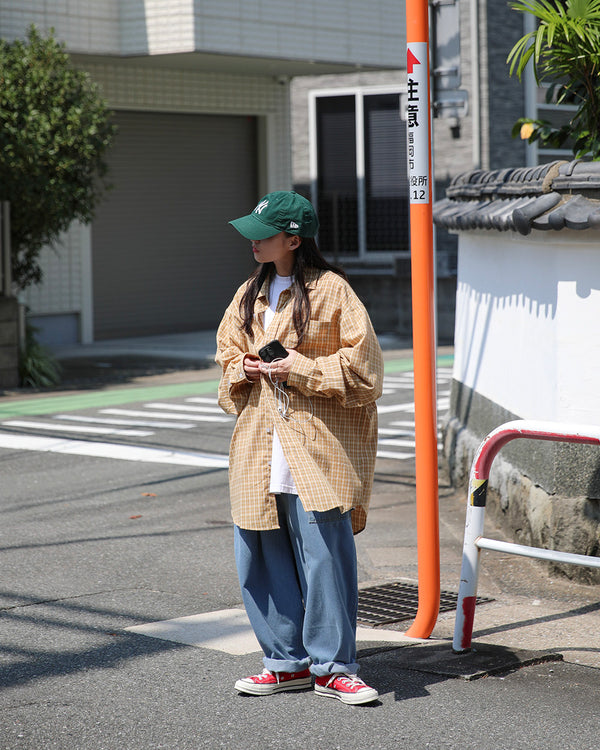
[403,0,440,639]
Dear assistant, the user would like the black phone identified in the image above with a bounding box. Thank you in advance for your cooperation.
[258,339,289,362]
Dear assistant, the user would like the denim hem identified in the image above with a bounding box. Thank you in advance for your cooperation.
[263,656,312,673]
[309,661,360,677]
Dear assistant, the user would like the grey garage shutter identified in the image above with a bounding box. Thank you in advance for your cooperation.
[92,110,257,340]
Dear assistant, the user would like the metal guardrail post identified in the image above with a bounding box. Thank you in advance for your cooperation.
[453,419,600,653]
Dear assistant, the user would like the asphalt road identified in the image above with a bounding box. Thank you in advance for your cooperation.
[0,363,599,749]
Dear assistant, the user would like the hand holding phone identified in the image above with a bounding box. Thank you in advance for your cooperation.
[258,339,289,362]
[258,339,297,386]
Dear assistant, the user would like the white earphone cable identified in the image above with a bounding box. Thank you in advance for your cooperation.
[267,359,313,424]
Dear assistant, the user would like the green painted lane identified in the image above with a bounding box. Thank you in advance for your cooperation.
[384,353,454,374]
[0,354,453,419]
[0,380,221,419]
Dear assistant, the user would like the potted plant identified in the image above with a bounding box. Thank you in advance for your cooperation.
[507,0,600,160]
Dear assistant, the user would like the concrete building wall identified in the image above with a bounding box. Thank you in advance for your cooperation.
[0,0,405,67]
[23,61,290,341]
[486,0,527,169]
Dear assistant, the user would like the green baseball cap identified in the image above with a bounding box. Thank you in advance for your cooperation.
[229,191,319,240]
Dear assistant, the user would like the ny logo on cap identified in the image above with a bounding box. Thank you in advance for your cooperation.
[254,199,269,215]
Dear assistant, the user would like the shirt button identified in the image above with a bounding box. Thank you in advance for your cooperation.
[266,428,272,434]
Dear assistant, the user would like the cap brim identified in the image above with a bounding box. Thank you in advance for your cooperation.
[229,214,280,240]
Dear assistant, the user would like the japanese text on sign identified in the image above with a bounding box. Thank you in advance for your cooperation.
[406,42,430,204]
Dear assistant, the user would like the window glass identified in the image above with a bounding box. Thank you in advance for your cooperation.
[316,96,358,256]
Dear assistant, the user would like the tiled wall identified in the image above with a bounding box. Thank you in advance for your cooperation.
[0,1,121,54]
[0,0,405,67]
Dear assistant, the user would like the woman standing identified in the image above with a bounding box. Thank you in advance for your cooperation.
[216,191,384,705]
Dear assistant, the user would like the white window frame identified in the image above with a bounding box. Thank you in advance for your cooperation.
[308,85,410,265]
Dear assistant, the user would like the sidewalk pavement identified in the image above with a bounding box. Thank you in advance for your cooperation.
[12,332,600,673]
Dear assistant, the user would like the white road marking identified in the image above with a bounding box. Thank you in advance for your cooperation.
[378,428,415,436]
[376,450,415,460]
[145,402,224,414]
[2,420,153,437]
[0,433,229,468]
[100,408,232,423]
[185,397,219,404]
[54,414,195,430]
[378,438,417,448]
[124,608,423,655]
[377,403,416,414]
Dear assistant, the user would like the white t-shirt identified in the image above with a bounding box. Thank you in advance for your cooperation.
[264,274,297,495]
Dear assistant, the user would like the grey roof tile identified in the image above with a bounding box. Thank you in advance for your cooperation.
[434,160,600,235]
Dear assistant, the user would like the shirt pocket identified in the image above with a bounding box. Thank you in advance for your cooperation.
[300,319,339,357]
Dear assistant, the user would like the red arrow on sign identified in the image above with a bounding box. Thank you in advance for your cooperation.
[407,49,420,74]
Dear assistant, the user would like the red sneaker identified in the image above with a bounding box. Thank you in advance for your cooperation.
[314,673,379,705]
[234,668,312,696]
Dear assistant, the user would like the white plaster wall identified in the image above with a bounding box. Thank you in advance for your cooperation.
[454,230,600,423]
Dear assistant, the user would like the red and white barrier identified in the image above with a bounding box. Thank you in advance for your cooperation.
[453,420,600,653]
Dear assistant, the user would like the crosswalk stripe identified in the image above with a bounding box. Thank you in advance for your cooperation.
[54,414,195,429]
[376,450,415,460]
[2,420,153,437]
[0,433,229,467]
[377,403,416,414]
[145,402,224,414]
[100,408,232,423]
[378,438,417,448]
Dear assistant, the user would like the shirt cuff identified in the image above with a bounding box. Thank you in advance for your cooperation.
[286,352,315,389]
[229,357,251,386]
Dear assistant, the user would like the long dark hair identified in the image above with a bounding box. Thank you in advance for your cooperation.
[239,235,346,344]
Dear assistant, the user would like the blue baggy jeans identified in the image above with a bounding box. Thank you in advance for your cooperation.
[234,493,359,676]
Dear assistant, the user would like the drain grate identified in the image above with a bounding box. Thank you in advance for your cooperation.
[357,581,493,626]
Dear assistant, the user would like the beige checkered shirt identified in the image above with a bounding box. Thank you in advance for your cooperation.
[215,268,384,534]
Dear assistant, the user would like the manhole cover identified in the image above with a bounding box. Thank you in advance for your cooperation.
[357,581,493,626]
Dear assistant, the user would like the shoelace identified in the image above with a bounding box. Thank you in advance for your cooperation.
[255,669,277,683]
[326,673,365,689]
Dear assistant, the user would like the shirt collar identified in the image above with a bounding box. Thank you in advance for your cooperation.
[256,266,323,306]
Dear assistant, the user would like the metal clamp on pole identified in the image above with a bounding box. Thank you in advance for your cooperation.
[453,419,600,653]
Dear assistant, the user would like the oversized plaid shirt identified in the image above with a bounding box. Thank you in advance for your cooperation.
[215,268,384,534]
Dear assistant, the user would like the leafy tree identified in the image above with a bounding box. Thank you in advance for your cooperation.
[0,25,116,289]
[507,0,600,159]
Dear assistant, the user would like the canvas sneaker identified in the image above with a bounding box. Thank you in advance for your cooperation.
[314,673,379,705]
[234,668,312,696]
